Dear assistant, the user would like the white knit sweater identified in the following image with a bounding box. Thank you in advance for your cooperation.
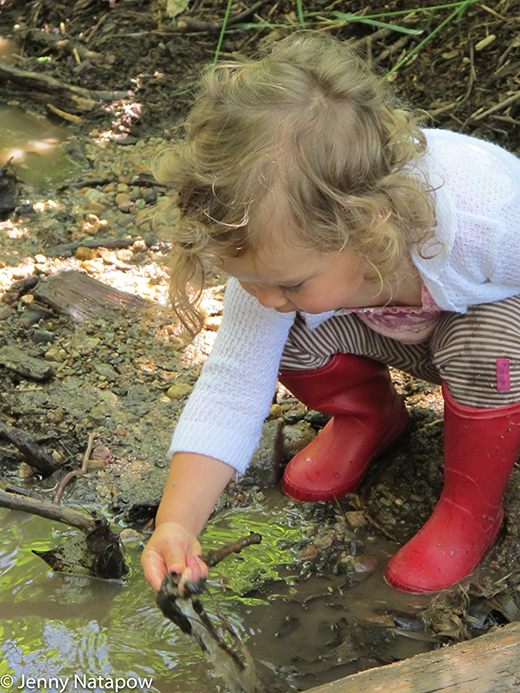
[169,129,520,473]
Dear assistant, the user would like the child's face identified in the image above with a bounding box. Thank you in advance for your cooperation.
[221,243,382,314]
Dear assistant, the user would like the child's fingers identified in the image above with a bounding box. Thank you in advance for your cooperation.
[185,553,209,581]
[141,549,169,592]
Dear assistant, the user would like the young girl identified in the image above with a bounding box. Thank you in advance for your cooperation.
[141,33,520,594]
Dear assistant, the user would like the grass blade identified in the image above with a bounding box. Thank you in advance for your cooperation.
[212,0,234,65]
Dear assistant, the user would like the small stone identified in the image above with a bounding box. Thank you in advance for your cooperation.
[298,545,319,560]
[116,193,134,212]
[81,259,103,274]
[99,249,117,265]
[204,316,221,331]
[52,450,65,464]
[47,408,64,424]
[99,390,119,404]
[269,403,284,419]
[95,363,118,381]
[314,532,334,549]
[345,511,368,529]
[18,462,35,479]
[119,528,143,547]
[283,421,316,460]
[166,382,192,400]
[76,246,94,261]
[88,404,110,424]
[341,555,379,574]
[45,347,64,363]
[32,330,54,344]
[91,445,113,465]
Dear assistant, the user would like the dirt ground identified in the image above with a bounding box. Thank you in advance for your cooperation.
[2,0,520,680]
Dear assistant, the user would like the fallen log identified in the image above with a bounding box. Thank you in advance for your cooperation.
[0,488,96,533]
[305,619,520,693]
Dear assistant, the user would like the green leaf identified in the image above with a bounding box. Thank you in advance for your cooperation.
[166,0,191,19]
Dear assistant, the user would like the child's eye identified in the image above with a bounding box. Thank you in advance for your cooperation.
[281,282,304,294]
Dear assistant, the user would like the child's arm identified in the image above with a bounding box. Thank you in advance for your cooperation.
[141,452,235,591]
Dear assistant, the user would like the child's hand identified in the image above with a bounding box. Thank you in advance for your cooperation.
[141,521,208,592]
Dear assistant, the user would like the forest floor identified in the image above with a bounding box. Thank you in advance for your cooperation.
[1,0,520,687]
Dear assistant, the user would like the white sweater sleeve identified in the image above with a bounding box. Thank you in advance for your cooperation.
[168,278,295,473]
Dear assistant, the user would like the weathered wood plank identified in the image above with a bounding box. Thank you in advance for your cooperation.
[33,270,152,322]
[306,621,520,693]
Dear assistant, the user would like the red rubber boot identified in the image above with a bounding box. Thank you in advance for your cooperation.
[279,353,409,501]
[385,384,520,593]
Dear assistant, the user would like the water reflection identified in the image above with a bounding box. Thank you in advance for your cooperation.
[0,511,218,693]
[0,37,77,187]
[0,106,77,187]
[0,494,433,693]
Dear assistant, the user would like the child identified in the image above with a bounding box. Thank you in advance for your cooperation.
[141,33,520,594]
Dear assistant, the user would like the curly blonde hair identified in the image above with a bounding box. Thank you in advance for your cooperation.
[153,32,435,337]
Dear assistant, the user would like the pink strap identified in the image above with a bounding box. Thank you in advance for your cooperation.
[497,359,511,391]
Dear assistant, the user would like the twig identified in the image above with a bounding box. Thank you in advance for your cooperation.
[176,0,269,33]
[0,64,128,112]
[0,488,98,533]
[472,91,520,121]
[43,236,152,258]
[365,513,399,542]
[203,532,262,567]
[3,482,30,496]
[0,424,60,477]
[52,431,96,505]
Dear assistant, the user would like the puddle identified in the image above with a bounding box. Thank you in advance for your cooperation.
[0,491,433,693]
[0,37,79,188]
[0,106,78,187]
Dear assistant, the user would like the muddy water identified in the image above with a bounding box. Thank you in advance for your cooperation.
[0,37,77,187]
[0,490,433,693]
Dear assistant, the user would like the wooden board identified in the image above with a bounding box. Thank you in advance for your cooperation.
[33,270,152,322]
[305,621,520,693]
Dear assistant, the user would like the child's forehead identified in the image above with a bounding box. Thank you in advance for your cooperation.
[223,239,325,284]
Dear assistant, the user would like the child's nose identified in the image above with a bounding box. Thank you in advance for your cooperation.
[255,285,288,308]
[242,283,287,308]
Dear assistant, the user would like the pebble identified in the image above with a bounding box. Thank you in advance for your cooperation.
[119,528,143,547]
[32,329,54,344]
[345,511,367,529]
[76,246,94,260]
[283,421,316,459]
[95,363,118,380]
[116,193,134,212]
[166,382,192,400]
